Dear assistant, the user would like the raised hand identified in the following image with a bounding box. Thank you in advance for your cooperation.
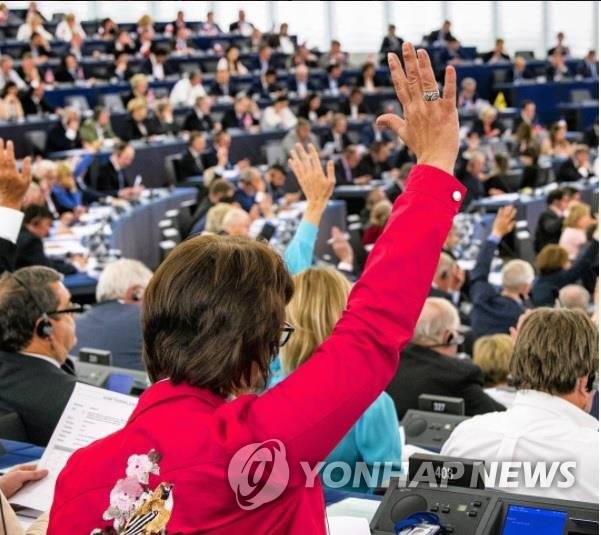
[492,205,517,238]
[0,138,31,210]
[288,143,335,226]
[377,42,459,175]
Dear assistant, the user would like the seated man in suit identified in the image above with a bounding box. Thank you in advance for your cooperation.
[182,95,215,133]
[209,68,237,98]
[579,50,598,79]
[546,50,572,81]
[46,107,82,154]
[0,265,79,446]
[354,140,393,181]
[19,82,55,116]
[321,113,352,157]
[85,141,139,198]
[334,145,362,186]
[178,131,208,180]
[249,69,284,100]
[557,144,596,182]
[144,48,176,81]
[512,99,538,133]
[480,38,510,64]
[253,45,276,74]
[507,55,535,83]
[386,297,506,419]
[457,152,486,211]
[439,37,468,65]
[188,179,235,236]
[72,259,152,370]
[54,53,85,83]
[379,24,403,62]
[288,64,320,98]
[426,19,455,45]
[221,95,260,131]
[339,88,370,119]
[470,206,534,339]
[79,106,117,145]
[534,189,569,252]
[280,118,321,163]
[443,308,598,503]
[16,205,79,275]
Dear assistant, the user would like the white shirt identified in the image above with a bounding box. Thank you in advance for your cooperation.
[169,78,207,107]
[442,390,598,503]
[55,20,85,42]
[20,351,61,368]
[0,69,26,90]
[278,36,295,55]
[0,206,24,243]
[260,106,298,130]
[16,22,52,42]
[216,57,248,75]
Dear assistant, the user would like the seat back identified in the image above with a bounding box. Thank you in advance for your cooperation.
[99,93,126,113]
[24,130,47,156]
[65,95,90,113]
[0,411,28,442]
[164,154,183,186]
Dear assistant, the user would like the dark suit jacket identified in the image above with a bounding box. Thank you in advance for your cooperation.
[0,350,76,446]
[15,228,77,275]
[178,149,206,179]
[122,116,161,141]
[72,300,145,371]
[457,171,484,211]
[380,35,403,54]
[229,21,255,33]
[287,78,321,94]
[208,81,237,98]
[54,67,80,83]
[85,159,128,197]
[355,154,390,180]
[143,59,178,78]
[45,123,82,153]
[334,159,355,186]
[471,119,505,137]
[556,159,594,182]
[339,99,371,117]
[480,51,510,63]
[470,238,525,338]
[221,109,258,130]
[321,130,352,153]
[182,110,214,132]
[579,61,598,79]
[426,29,456,45]
[19,91,55,116]
[534,209,564,252]
[248,81,284,99]
[506,67,535,83]
[386,343,506,419]
[0,238,16,275]
[531,240,599,307]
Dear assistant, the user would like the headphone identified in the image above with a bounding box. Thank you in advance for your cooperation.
[422,331,465,349]
[12,274,54,339]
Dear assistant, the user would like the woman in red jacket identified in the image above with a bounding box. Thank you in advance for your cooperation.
[48,42,465,534]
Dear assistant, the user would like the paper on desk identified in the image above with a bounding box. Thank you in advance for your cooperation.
[327,516,371,535]
[10,383,137,513]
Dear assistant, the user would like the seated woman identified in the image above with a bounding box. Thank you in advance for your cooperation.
[559,202,595,260]
[358,61,381,92]
[216,44,249,75]
[363,199,392,246]
[154,99,178,136]
[484,153,510,195]
[471,106,504,139]
[272,267,402,492]
[123,98,162,141]
[297,93,330,124]
[473,334,515,407]
[532,240,599,307]
[0,81,24,121]
[546,120,573,159]
[51,161,84,214]
[48,43,465,533]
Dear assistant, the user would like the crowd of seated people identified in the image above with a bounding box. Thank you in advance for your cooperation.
[0,8,597,532]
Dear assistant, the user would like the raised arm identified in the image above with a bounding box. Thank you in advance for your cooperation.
[470,205,516,299]
[241,44,465,467]
[283,155,335,275]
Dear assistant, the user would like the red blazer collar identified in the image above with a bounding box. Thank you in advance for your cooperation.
[128,379,226,424]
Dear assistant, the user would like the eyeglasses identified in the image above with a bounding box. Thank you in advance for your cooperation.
[47,304,85,318]
[279,321,295,347]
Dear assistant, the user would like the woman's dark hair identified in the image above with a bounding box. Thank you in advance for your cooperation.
[1,81,17,98]
[142,235,294,397]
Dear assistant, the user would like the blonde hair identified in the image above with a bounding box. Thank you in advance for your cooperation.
[127,97,147,113]
[479,106,498,122]
[434,251,456,281]
[130,73,148,91]
[204,203,233,233]
[369,200,392,227]
[563,202,590,228]
[510,308,598,395]
[55,161,75,190]
[281,267,352,374]
[473,334,513,386]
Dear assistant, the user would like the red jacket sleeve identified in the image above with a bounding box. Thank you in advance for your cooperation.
[232,165,465,475]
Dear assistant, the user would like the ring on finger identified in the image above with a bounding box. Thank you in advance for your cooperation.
[422,90,441,101]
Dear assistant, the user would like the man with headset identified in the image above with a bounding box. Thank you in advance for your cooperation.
[386,297,506,418]
[0,265,81,446]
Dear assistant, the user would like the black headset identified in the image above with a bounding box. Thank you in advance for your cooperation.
[422,331,465,349]
[586,372,597,393]
[12,274,54,339]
